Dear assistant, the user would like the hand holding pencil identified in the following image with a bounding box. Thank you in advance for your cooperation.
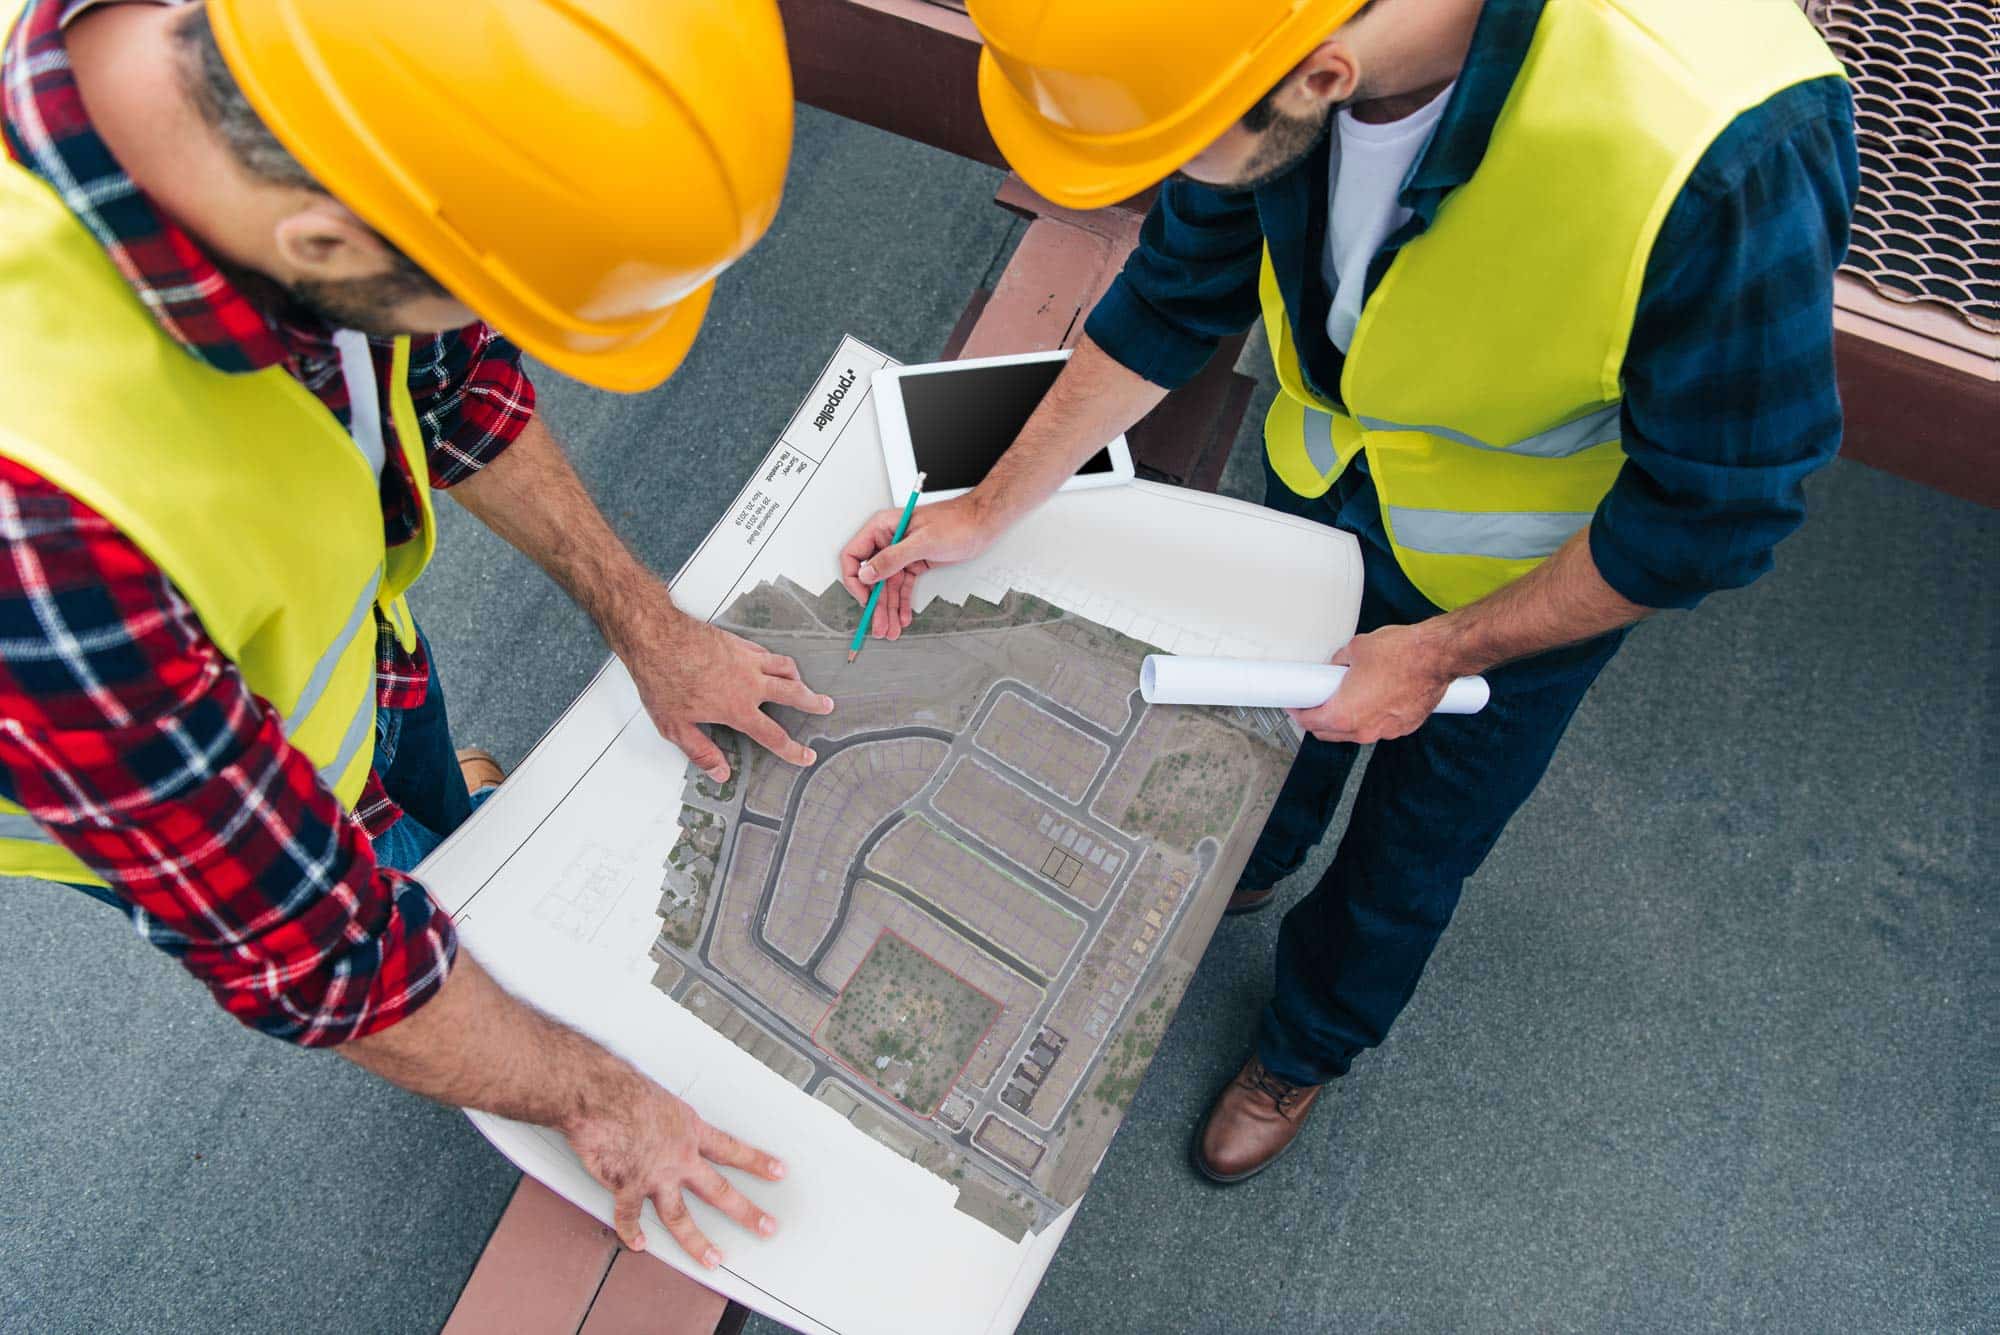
[849,474,924,660]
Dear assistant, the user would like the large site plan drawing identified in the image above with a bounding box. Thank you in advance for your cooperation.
[420,336,1361,1334]
[651,579,1297,1241]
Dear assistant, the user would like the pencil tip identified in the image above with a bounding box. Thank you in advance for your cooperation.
[847,650,859,662]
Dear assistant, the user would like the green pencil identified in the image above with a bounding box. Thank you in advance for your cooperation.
[850,472,925,662]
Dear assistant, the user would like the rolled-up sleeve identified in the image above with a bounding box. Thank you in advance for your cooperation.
[406,323,538,489]
[0,465,456,1046]
[1590,79,1859,610]
[1084,179,1269,389]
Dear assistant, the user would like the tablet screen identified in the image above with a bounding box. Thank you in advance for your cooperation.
[893,360,1116,492]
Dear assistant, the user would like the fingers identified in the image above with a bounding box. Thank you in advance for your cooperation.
[869,573,893,640]
[1286,704,1356,746]
[650,1186,723,1269]
[880,568,924,642]
[762,652,800,680]
[764,674,833,716]
[670,723,729,783]
[613,1184,648,1252]
[856,530,928,586]
[838,510,903,603]
[699,1123,787,1181]
[740,710,815,768]
[690,1165,777,1240]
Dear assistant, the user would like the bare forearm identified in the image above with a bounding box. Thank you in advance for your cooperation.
[1424,529,1652,676]
[967,334,1168,530]
[341,950,639,1133]
[450,417,671,652]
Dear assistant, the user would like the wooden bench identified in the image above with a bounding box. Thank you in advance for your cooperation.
[442,1178,747,1335]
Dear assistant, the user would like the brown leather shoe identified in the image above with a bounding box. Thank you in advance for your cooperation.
[456,746,505,797]
[1192,1056,1324,1184]
[1225,885,1278,915]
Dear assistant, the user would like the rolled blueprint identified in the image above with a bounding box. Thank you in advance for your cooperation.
[1140,655,1491,716]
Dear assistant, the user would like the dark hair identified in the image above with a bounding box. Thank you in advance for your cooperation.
[166,4,448,309]
[170,5,317,191]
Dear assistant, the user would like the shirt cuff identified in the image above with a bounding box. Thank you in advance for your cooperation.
[1587,510,1711,612]
[222,869,461,1047]
[1083,278,1224,390]
[424,331,538,490]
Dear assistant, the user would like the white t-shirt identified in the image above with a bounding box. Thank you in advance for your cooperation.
[1321,83,1455,353]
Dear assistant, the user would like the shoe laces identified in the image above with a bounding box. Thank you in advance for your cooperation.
[1245,1062,1309,1114]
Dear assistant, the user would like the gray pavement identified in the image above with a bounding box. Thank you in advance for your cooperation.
[1,105,1991,1333]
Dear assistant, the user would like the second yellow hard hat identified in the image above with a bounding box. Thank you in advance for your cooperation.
[208,0,794,392]
[970,0,1374,210]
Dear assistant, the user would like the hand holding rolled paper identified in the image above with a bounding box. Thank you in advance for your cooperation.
[1139,654,1490,716]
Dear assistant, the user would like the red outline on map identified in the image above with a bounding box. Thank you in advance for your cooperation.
[812,927,1006,1118]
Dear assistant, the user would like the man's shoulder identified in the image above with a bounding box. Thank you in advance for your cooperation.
[1681,75,1854,206]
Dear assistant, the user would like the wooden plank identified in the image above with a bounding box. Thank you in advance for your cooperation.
[575,1249,732,1335]
[778,0,1000,169]
[441,1178,619,1335]
[956,215,1128,357]
[1835,328,1998,509]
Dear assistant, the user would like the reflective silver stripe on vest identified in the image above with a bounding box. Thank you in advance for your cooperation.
[1357,401,1622,459]
[284,567,382,730]
[1302,407,1340,476]
[316,675,378,792]
[0,809,54,844]
[1386,506,1593,560]
[0,572,382,855]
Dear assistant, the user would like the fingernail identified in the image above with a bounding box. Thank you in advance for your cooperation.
[703,1248,723,1268]
[858,562,875,581]
[629,1233,645,1251]
[770,1159,786,1179]
[758,1216,776,1237]
[804,749,818,765]
[819,696,834,711]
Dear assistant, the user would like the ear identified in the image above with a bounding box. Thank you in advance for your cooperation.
[270,198,394,283]
[1278,40,1362,114]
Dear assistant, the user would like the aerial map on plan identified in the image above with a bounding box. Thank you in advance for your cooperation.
[644,578,1297,1241]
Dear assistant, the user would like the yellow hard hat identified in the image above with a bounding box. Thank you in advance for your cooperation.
[207,0,793,392]
[970,0,1373,210]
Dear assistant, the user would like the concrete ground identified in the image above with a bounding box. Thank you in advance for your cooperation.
[1,107,1991,1334]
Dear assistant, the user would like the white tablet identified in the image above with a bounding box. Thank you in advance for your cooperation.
[873,349,1136,503]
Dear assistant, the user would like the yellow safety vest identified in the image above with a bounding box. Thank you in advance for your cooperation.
[1262,0,1842,611]
[0,158,435,887]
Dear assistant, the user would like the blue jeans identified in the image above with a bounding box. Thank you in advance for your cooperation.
[1250,462,1625,1085]
[370,633,477,873]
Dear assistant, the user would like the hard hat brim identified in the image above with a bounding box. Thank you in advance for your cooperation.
[508,280,717,394]
[516,275,720,391]
[975,0,1372,211]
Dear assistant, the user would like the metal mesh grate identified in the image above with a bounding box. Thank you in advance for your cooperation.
[1807,0,1998,332]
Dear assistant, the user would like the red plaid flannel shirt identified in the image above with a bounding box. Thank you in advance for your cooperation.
[0,0,536,1043]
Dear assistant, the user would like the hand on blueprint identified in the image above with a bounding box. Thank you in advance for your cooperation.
[619,606,834,781]
[567,1074,787,1267]
[838,495,997,640]
[1288,624,1454,746]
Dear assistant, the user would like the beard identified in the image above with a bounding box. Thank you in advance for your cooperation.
[287,252,450,336]
[1227,102,1334,191]
[222,243,451,337]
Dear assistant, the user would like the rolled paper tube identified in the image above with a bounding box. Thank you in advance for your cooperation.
[1139,655,1490,715]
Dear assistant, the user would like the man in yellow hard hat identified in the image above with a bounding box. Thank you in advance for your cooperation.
[842,0,1856,1182]
[0,0,815,1264]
